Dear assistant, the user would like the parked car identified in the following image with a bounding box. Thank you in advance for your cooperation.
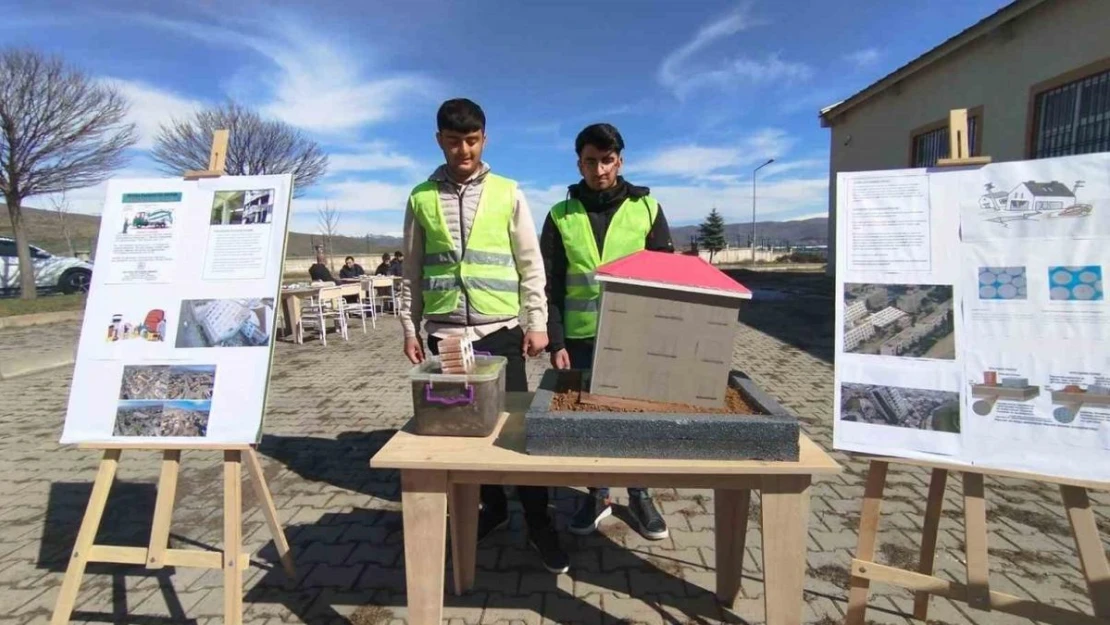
[0,236,93,294]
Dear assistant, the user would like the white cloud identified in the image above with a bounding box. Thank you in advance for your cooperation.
[845,47,882,69]
[292,179,418,216]
[105,79,204,149]
[327,142,422,174]
[28,166,165,216]
[651,177,829,225]
[287,210,405,238]
[657,4,810,98]
[785,211,829,221]
[127,13,437,134]
[628,129,795,180]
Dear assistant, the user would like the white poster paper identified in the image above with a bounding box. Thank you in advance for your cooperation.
[835,153,1110,483]
[62,174,293,445]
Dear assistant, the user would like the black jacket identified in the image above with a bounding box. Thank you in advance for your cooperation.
[339,264,365,279]
[540,178,674,351]
[309,263,335,282]
[374,262,391,275]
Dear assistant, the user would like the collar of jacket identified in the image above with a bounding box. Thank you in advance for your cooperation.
[429,162,491,187]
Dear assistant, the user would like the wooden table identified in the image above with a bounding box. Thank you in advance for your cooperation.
[370,393,841,625]
[278,283,361,343]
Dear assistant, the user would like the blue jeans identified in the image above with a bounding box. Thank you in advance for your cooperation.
[565,339,648,501]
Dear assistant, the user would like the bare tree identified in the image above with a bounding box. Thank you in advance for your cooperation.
[316,200,340,273]
[0,49,136,298]
[49,190,76,257]
[151,102,327,196]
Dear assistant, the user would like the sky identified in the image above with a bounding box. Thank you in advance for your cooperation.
[4,0,1011,237]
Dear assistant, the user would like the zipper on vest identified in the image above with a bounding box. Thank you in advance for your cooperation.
[456,183,472,326]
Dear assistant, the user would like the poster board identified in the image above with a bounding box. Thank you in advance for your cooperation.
[61,174,293,445]
[834,153,1110,483]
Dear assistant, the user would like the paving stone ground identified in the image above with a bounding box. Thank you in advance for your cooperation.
[0,272,1106,625]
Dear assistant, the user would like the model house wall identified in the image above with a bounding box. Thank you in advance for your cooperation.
[589,282,741,408]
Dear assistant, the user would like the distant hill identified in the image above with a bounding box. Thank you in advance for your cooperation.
[670,217,828,248]
[1,206,403,257]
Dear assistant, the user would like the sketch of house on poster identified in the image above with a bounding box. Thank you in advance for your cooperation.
[978,179,1091,227]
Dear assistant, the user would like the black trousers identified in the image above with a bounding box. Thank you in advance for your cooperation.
[427,326,550,530]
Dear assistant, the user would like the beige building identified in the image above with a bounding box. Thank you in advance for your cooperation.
[820,0,1110,272]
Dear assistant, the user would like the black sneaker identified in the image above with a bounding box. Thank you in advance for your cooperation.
[528,526,570,574]
[628,493,668,540]
[568,491,612,536]
[476,507,509,545]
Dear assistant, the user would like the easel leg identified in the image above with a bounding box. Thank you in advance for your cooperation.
[760,476,810,625]
[846,460,888,625]
[244,448,295,577]
[714,488,750,605]
[448,482,479,595]
[51,450,122,625]
[1059,485,1110,618]
[962,472,991,611]
[913,468,948,620]
[147,450,181,568]
[223,451,244,625]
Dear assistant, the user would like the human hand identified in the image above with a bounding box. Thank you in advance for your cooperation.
[550,348,571,370]
[523,331,549,357]
[404,336,425,364]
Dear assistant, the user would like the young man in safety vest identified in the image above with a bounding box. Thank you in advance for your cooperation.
[399,98,569,574]
[540,123,675,540]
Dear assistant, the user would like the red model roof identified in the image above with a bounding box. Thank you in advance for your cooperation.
[595,250,752,299]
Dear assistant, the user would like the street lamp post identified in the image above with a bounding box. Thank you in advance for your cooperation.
[751,158,775,264]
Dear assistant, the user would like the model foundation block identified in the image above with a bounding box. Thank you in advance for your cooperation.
[525,369,800,461]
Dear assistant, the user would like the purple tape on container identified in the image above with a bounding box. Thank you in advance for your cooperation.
[424,383,475,406]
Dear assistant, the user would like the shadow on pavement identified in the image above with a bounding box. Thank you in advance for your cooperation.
[39,482,199,625]
[258,430,401,503]
[724,270,834,364]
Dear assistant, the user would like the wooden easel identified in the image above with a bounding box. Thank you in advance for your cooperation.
[51,129,295,625]
[845,109,1110,625]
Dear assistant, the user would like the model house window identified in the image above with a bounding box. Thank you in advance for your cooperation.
[1032,67,1110,159]
[911,116,979,168]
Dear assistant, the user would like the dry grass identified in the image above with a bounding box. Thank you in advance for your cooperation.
[0,293,85,317]
[348,604,394,625]
[879,543,917,569]
[810,564,852,589]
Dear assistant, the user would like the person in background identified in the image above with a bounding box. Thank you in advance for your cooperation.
[339,256,366,280]
[374,253,392,275]
[540,122,674,541]
[389,251,404,276]
[308,248,336,283]
[399,97,567,574]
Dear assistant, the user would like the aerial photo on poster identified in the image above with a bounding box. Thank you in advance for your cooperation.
[843,283,955,359]
[114,400,211,437]
[118,365,216,400]
[841,382,960,433]
[175,298,274,348]
[210,189,274,225]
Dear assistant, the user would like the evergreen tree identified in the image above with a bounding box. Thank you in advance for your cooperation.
[697,208,727,262]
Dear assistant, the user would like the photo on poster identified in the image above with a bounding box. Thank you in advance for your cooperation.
[176,298,274,347]
[1048,265,1103,301]
[104,308,170,343]
[978,266,1027,300]
[118,365,216,400]
[114,400,211,437]
[211,189,274,225]
[843,283,955,359]
[841,382,960,433]
[120,204,175,234]
[969,368,1040,416]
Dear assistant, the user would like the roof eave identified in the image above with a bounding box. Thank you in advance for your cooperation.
[818,0,1047,126]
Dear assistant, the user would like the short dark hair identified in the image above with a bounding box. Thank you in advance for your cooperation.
[437,98,485,133]
[381,253,391,261]
[394,251,403,258]
[575,123,625,156]
[345,256,354,262]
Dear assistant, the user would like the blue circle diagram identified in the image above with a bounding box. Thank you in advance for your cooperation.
[1048,265,1104,301]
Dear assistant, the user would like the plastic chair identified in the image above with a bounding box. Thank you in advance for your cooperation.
[299,285,349,345]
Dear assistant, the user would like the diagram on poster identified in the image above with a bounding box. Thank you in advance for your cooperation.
[62,174,293,445]
[836,152,1110,482]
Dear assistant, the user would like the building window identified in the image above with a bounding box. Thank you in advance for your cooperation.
[1031,67,1110,159]
[911,116,979,168]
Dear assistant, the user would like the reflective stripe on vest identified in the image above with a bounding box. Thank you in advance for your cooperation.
[410,174,521,316]
[551,196,658,338]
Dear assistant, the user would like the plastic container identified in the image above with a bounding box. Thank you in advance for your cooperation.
[408,354,507,436]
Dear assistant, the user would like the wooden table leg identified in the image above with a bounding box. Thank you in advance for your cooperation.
[914,468,948,620]
[846,460,888,625]
[714,488,751,606]
[448,482,480,595]
[1060,485,1110,618]
[963,472,991,611]
[402,470,449,625]
[761,475,811,625]
[51,450,121,625]
[223,450,244,625]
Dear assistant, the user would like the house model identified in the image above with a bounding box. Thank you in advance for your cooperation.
[979,180,1078,212]
[588,250,752,408]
